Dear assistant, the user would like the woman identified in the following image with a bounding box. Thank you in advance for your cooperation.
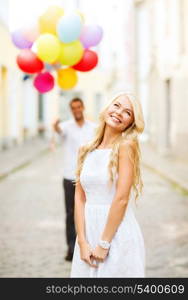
[70,92,145,277]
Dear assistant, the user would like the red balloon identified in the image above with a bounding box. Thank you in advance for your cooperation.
[33,72,54,93]
[72,49,98,72]
[17,49,44,74]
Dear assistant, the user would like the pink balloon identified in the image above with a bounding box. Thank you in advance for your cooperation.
[79,25,103,48]
[34,72,54,93]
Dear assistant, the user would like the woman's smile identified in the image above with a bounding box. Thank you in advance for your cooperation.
[110,114,122,124]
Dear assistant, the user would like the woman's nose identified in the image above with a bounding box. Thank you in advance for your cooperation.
[116,108,123,116]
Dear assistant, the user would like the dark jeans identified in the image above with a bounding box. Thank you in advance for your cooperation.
[63,178,76,254]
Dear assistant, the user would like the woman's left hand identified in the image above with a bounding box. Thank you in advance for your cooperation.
[91,245,109,262]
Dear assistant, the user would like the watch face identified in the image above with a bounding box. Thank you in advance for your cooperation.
[99,240,110,249]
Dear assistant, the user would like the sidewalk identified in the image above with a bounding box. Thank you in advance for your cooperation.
[0,138,50,181]
[141,142,188,194]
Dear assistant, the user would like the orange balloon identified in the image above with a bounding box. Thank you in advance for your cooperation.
[57,68,78,90]
[39,6,64,35]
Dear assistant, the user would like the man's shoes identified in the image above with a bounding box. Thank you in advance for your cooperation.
[65,250,73,261]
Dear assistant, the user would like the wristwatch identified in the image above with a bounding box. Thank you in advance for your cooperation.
[98,239,111,250]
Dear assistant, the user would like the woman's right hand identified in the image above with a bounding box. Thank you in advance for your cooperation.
[79,241,98,268]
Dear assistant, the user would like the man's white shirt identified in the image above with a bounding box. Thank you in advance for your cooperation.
[59,118,97,180]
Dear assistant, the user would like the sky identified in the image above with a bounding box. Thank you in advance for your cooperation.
[8,0,132,30]
[8,0,105,30]
[9,0,63,30]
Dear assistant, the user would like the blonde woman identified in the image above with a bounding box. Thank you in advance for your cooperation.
[70,93,145,277]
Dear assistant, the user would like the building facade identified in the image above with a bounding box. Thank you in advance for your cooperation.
[134,0,188,160]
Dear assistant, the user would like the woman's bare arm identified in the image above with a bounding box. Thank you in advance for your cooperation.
[74,180,87,246]
[74,148,98,268]
[100,141,135,243]
[75,180,98,268]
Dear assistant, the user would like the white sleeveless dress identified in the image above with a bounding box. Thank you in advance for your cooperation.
[70,148,145,278]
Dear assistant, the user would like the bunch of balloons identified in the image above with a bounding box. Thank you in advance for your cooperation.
[11,6,103,93]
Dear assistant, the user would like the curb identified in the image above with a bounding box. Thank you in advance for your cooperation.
[0,148,50,182]
[142,161,188,196]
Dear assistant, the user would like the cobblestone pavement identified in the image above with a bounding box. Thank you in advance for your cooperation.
[0,148,71,278]
[0,148,188,277]
[138,165,188,277]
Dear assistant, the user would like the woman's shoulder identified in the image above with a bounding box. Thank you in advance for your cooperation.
[118,140,137,159]
[119,140,136,151]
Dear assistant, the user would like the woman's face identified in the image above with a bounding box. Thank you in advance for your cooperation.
[105,95,134,132]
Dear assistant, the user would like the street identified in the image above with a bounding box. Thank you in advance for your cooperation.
[0,148,188,278]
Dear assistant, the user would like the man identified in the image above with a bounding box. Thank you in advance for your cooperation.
[53,97,96,261]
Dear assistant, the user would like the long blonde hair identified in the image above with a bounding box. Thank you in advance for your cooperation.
[74,92,145,201]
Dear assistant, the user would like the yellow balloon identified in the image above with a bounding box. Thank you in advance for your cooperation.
[39,6,64,35]
[75,10,85,23]
[58,40,83,66]
[36,34,60,63]
[57,68,78,89]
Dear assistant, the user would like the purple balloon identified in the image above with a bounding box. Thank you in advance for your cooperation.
[11,29,33,49]
[79,25,103,49]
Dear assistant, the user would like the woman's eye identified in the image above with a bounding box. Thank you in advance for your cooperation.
[114,103,118,107]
